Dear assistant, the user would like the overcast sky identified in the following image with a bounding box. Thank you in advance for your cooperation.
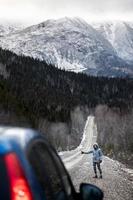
[0,0,133,24]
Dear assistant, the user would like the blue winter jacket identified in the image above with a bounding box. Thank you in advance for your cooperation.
[87,148,103,162]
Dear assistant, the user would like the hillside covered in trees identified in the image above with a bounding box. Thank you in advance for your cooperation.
[0,47,133,166]
[0,47,133,124]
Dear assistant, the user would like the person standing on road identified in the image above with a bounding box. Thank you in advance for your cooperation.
[81,143,103,178]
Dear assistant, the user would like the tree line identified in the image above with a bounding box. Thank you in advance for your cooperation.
[0,47,133,126]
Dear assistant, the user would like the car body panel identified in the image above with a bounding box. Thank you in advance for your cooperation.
[0,127,47,200]
[0,127,77,200]
[0,127,103,200]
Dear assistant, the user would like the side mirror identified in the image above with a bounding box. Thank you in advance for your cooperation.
[80,183,104,200]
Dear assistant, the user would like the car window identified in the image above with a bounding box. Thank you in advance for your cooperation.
[50,150,72,194]
[27,140,74,200]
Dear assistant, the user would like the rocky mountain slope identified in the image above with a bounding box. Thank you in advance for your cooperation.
[92,21,133,63]
[0,18,132,77]
[0,22,23,36]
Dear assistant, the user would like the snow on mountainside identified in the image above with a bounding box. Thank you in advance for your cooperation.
[92,22,133,63]
[0,22,24,36]
[0,18,132,77]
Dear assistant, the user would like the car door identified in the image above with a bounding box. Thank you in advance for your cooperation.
[27,138,76,200]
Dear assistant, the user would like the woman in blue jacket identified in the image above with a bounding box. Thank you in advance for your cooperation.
[81,143,103,178]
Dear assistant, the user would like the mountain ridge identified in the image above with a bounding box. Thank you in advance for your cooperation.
[0,17,133,77]
[92,21,133,63]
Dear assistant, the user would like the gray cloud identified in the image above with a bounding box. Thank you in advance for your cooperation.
[0,0,133,24]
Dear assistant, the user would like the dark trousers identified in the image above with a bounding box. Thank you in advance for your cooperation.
[93,162,102,175]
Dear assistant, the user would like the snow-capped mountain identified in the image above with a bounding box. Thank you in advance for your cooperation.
[0,22,24,36]
[0,18,133,77]
[92,22,133,63]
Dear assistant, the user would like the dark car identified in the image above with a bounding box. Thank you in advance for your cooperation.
[0,127,103,200]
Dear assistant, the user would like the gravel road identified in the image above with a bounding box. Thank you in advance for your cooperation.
[60,116,133,200]
[68,154,133,200]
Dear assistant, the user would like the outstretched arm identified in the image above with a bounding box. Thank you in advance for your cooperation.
[81,150,93,154]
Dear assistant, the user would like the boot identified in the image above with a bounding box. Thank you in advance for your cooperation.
[99,174,102,179]
[93,174,98,178]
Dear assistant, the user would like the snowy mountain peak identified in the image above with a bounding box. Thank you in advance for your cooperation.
[0,18,133,77]
[0,22,24,36]
[92,21,133,62]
